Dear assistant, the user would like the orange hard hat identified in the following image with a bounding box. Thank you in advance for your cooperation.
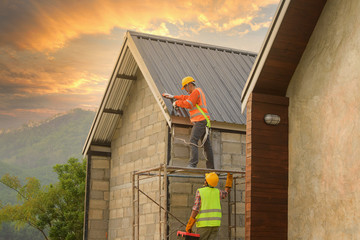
[205,172,219,187]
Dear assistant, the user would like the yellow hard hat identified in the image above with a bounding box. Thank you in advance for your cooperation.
[181,76,195,90]
[205,172,219,187]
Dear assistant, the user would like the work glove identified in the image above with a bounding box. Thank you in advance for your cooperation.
[173,101,179,111]
[162,93,174,99]
[225,173,233,188]
[186,217,196,233]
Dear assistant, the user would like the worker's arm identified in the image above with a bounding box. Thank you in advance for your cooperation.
[226,173,233,189]
[162,93,175,99]
[162,93,189,100]
[220,174,233,198]
[225,173,233,194]
[173,94,189,101]
[186,214,197,233]
[186,210,199,233]
[190,209,198,218]
[186,190,201,233]
[175,89,199,109]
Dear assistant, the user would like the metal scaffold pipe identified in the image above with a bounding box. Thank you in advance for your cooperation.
[132,164,245,240]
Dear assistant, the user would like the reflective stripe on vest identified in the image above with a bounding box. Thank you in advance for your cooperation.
[186,99,194,108]
[189,88,210,122]
[195,187,221,227]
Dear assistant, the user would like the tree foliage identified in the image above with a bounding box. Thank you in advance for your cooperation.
[0,158,86,240]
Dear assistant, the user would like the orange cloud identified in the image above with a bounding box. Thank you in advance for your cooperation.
[1,64,106,95]
[0,0,279,52]
[0,0,280,129]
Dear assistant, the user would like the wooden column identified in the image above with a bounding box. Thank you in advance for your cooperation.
[245,93,289,240]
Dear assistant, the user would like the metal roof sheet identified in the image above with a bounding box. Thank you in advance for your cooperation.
[130,31,256,124]
[83,31,256,154]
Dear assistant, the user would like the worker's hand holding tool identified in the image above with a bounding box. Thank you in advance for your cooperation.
[186,217,196,233]
[225,173,233,188]
[173,101,179,111]
[162,93,174,99]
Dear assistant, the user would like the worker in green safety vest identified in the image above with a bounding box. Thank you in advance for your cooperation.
[185,172,233,239]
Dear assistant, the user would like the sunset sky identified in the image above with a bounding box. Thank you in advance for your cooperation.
[0,0,280,130]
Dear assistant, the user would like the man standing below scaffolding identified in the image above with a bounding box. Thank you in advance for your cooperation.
[162,76,214,169]
[185,172,233,239]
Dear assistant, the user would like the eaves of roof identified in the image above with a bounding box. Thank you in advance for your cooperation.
[241,0,328,112]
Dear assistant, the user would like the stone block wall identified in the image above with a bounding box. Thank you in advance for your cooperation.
[86,72,247,240]
[108,73,168,240]
[86,155,111,240]
[168,125,246,239]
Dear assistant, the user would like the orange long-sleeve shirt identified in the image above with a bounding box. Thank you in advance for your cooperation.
[174,88,201,109]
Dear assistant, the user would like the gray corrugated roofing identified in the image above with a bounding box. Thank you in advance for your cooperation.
[83,31,256,154]
[130,31,256,124]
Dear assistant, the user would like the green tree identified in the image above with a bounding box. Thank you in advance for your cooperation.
[49,158,86,240]
[0,158,86,240]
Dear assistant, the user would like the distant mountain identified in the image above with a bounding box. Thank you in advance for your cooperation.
[0,108,95,239]
[0,108,95,195]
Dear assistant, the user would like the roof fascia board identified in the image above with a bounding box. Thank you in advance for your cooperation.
[89,145,111,153]
[212,121,246,132]
[170,116,246,132]
[82,37,130,155]
[241,0,290,112]
[126,32,172,127]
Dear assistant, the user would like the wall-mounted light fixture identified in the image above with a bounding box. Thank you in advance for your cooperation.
[264,114,281,125]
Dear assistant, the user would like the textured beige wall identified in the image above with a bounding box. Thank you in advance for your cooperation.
[287,0,360,239]
[109,72,167,240]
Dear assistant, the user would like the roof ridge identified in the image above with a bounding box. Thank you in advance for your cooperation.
[128,30,257,57]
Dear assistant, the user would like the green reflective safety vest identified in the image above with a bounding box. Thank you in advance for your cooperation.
[195,187,222,227]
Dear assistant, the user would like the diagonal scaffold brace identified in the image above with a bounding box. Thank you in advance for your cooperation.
[134,186,186,227]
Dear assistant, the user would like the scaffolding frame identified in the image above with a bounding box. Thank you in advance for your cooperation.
[132,164,245,240]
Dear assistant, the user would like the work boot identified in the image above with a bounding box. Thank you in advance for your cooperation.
[206,160,214,169]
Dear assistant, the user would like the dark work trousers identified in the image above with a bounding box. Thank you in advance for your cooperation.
[188,120,214,169]
[197,226,219,240]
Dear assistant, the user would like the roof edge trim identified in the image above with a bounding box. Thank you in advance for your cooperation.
[240,0,290,112]
[82,36,129,155]
[126,32,172,127]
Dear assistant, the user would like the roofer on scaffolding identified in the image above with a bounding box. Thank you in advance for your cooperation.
[186,172,233,239]
[162,76,214,169]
